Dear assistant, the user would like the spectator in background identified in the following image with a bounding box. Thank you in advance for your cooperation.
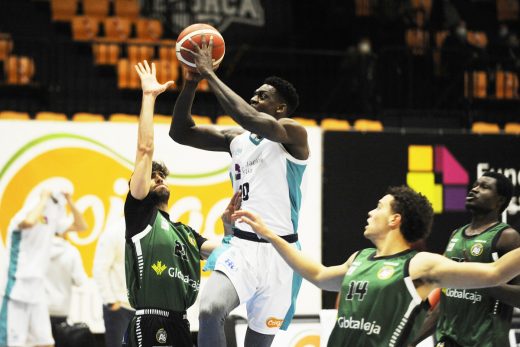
[0,189,87,347]
[93,218,134,347]
[45,232,88,337]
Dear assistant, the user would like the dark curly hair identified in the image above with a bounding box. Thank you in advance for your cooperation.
[264,76,299,116]
[152,160,169,178]
[387,186,434,243]
[482,171,513,213]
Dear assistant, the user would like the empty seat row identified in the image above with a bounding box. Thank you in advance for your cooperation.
[72,17,162,42]
[52,0,139,22]
[465,71,519,99]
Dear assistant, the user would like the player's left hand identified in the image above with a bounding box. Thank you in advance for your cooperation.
[135,60,174,96]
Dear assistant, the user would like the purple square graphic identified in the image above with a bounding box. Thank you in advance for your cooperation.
[444,186,467,211]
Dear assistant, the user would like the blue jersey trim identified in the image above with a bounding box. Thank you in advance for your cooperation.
[286,160,306,233]
[281,241,303,330]
[0,231,22,345]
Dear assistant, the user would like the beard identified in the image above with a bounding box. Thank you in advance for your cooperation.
[150,187,170,206]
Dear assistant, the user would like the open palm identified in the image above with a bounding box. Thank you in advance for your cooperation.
[134,60,174,96]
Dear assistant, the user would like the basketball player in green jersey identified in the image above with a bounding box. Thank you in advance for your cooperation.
[414,171,519,347]
[232,186,520,346]
[123,61,239,347]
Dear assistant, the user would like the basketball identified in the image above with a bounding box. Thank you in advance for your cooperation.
[175,23,225,72]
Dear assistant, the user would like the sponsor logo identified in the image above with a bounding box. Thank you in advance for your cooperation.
[152,261,167,275]
[407,145,468,213]
[167,266,200,291]
[377,265,395,280]
[266,317,283,328]
[337,316,381,336]
[149,0,265,33]
[470,243,484,257]
[224,258,237,271]
[156,328,167,343]
[444,288,482,303]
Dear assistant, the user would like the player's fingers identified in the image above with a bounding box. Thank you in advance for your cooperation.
[180,46,196,55]
[187,38,200,51]
[143,60,151,73]
[151,62,156,76]
[134,64,142,76]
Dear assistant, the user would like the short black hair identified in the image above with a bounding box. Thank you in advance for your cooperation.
[152,161,169,178]
[482,171,513,213]
[387,186,434,243]
[264,76,299,115]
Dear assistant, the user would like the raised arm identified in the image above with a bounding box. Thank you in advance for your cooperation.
[410,248,520,290]
[184,36,308,153]
[63,192,88,232]
[130,61,174,200]
[169,68,241,152]
[18,189,52,229]
[232,209,352,291]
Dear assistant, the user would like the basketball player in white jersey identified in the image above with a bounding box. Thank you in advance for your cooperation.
[0,189,87,347]
[170,35,310,347]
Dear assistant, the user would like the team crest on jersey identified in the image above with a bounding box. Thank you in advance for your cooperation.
[174,241,188,260]
[152,260,167,275]
[470,243,484,257]
[377,265,395,280]
[156,328,167,343]
[249,133,264,145]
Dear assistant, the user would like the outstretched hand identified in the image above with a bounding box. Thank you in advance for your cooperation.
[181,34,215,77]
[134,60,174,96]
[231,210,275,240]
[222,191,242,235]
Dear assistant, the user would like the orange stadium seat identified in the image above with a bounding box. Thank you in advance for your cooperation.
[92,41,121,65]
[321,118,351,131]
[114,0,140,20]
[406,29,429,55]
[0,34,13,61]
[504,122,520,134]
[117,59,140,89]
[0,111,30,120]
[35,112,68,121]
[464,71,487,99]
[83,0,110,20]
[216,115,238,126]
[127,43,155,63]
[471,121,500,134]
[158,40,176,61]
[156,60,179,88]
[5,56,35,85]
[292,117,317,126]
[467,31,488,48]
[51,0,77,22]
[72,112,105,122]
[103,17,132,42]
[497,0,519,21]
[353,118,383,132]
[496,71,519,99]
[136,19,163,41]
[109,113,138,122]
[72,16,99,41]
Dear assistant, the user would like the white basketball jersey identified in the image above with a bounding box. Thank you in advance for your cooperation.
[0,199,70,303]
[230,132,307,236]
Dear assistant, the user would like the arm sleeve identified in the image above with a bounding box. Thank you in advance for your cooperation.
[70,246,87,287]
[191,226,208,250]
[124,192,156,239]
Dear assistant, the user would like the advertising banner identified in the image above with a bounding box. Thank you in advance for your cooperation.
[0,120,322,332]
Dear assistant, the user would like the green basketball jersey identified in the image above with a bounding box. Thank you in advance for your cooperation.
[436,222,512,347]
[327,248,427,347]
[125,211,202,311]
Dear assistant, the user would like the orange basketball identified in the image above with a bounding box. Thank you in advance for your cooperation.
[175,23,225,72]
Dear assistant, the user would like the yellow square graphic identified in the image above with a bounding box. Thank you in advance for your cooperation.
[408,145,433,172]
[407,172,442,213]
